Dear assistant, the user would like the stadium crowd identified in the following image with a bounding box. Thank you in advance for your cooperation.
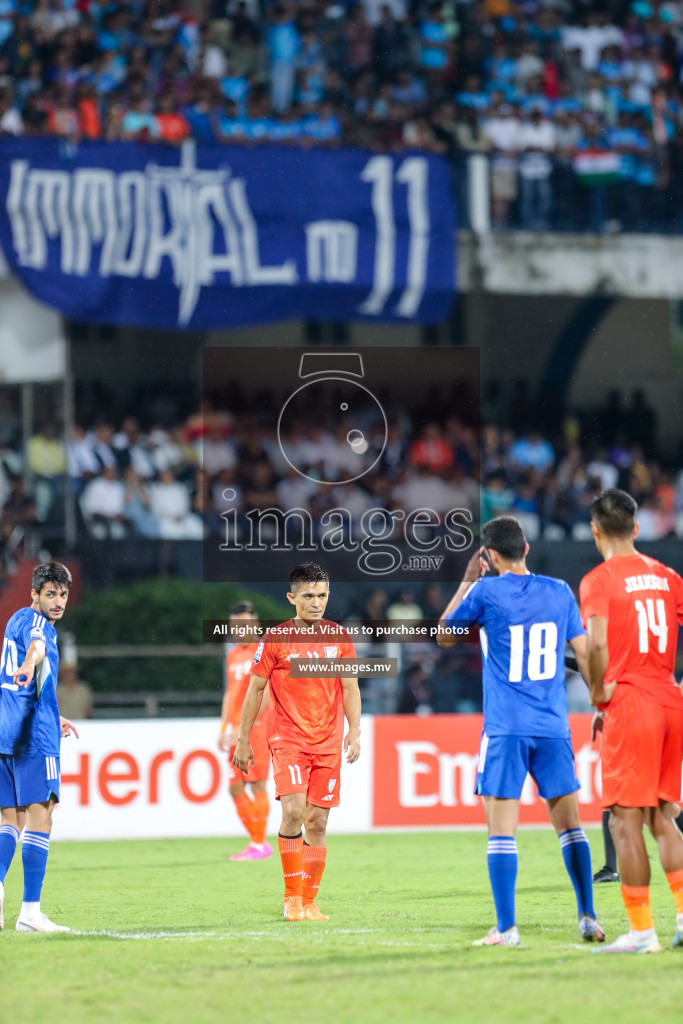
[0,382,679,546]
[1,1,683,228]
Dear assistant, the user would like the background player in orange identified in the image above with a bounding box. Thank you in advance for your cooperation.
[581,489,683,953]
[218,602,272,861]
[232,562,362,921]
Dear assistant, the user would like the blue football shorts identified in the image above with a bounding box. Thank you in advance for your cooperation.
[0,752,61,807]
[475,732,579,800]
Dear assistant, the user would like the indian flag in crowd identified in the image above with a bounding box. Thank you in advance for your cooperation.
[573,150,621,186]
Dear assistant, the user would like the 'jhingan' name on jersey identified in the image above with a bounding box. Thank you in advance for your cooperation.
[624,574,670,593]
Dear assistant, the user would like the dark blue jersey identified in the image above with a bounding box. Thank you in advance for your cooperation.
[0,607,60,756]
[447,573,584,738]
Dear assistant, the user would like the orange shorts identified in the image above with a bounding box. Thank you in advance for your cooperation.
[271,746,341,808]
[228,722,270,784]
[601,684,683,808]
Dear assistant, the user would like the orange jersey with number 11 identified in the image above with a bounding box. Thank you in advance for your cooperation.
[251,619,356,754]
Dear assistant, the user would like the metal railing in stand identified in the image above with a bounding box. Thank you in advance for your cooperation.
[76,643,400,717]
[77,643,225,719]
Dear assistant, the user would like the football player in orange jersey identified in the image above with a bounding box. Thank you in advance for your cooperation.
[582,490,683,953]
[218,602,272,861]
[233,563,362,921]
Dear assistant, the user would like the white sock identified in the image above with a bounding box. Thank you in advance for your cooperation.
[631,927,655,941]
[676,912,683,931]
[251,842,265,851]
[21,901,40,919]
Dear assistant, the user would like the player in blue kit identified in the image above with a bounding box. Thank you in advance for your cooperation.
[439,516,604,947]
[0,562,78,933]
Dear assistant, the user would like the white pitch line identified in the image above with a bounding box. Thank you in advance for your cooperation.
[69,927,389,941]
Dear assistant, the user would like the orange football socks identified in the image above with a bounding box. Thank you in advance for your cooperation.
[233,793,254,838]
[251,791,270,845]
[279,833,303,898]
[666,869,683,915]
[621,884,654,933]
[302,843,327,904]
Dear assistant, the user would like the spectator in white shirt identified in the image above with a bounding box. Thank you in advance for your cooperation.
[81,465,127,538]
[276,466,317,510]
[0,88,22,134]
[362,0,407,28]
[113,417,156,479]
[484,103,522,228]
[393,465,452,514]
[623,48,657,105]
[330,482,372,521]
[562,14,623,71]
[296,426,337,474]
[149,469,204,538]
[484,103,522,152]
[586,450,619,491]
[67,425,100,494]
[197,24,227,77]
[518,109,555,228]
[47,0,80,34]
[151,425,199,478]
[199,425,237,478]
[515,41,544,89]
[89,422,118,471]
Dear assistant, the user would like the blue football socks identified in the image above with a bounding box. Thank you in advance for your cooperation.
[22,831,50,903]
[0,823,20,884]
[559,827,595,918]
[487,835,518,933]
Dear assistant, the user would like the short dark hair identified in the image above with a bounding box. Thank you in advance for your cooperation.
[32,561,72,594]
[482,516,526,560]
[230,601,257,617]
[289,562,329,592]
[591,488,637,537]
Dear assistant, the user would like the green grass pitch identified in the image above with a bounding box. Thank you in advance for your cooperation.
[2,829,682,1024]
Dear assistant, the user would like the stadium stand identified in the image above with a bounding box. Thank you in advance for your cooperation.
[1,0,683,230]
[1,381,680,546]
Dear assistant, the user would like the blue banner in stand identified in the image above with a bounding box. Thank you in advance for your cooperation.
[0,138,455,329]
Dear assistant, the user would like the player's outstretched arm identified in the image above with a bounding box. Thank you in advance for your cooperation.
[232,672,267,774]
[585,615,616,706]
[437,546,488,648]
[341,676,361,763]
[11,638,46,688]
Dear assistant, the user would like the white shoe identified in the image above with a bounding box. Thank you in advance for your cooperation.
[16,912,69,933]
[0,880,4,931]
[596,930,662,954]
[473,925,521,946]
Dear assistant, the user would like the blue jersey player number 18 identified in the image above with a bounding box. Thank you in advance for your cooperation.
[438,516,605,948]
